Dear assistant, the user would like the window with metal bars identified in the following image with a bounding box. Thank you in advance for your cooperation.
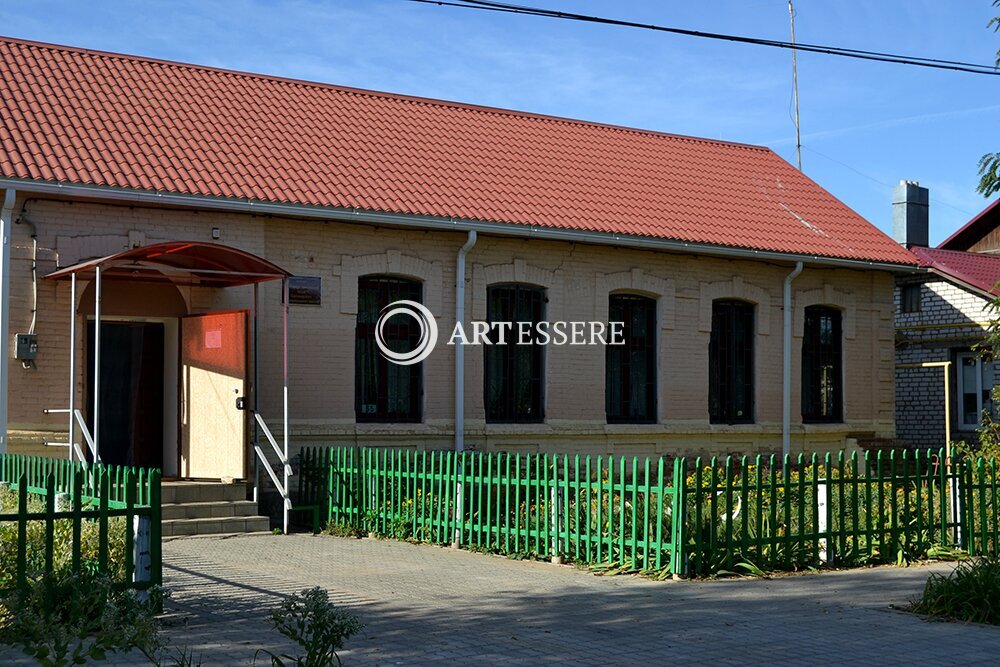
[801,305,843,423]
[485,284,545,423]
[355,276,423,422]
[709,300,755,424]
[606,294,657,423]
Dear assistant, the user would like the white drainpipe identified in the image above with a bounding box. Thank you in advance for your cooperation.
[0,188,16,454]
[782,261,804,457]
[455,231,477,451]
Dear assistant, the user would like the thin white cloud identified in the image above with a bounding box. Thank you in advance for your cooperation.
[765,104,1000,146]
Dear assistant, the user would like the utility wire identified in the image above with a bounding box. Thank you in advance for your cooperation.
[409,0,1000,76]
[803,145,974,216]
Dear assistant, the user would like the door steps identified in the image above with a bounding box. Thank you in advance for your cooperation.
[162,481,271,537]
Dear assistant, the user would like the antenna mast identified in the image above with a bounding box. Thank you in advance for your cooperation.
[789,0,802,171]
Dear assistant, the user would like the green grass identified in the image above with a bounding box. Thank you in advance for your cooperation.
[910,557,1000,625]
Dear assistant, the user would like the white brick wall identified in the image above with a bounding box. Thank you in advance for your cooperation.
[894,277,996,449]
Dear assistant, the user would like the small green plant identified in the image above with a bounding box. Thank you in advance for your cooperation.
[0,571,163,666]
[254,587,363,667]
[272,528,283,535]
[156,647,203,666]
[910,557,1000,625]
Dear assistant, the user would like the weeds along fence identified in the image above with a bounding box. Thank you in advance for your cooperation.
[300,446,1000,577]
[0,454,162,594]
[684,450,975,576]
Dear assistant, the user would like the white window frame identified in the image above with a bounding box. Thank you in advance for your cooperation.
[957,352,985,431]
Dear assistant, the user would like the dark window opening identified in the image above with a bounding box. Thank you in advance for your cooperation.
[607,294,657,423]
[485,284,545,423]
[355,276,423,422]
[901,284,922,313]
[709,300,755,424]
[802,306,843,423]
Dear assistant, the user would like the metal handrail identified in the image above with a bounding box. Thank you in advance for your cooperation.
[43,408,100,463]
[255,412,293,477]
[253,412,292,511]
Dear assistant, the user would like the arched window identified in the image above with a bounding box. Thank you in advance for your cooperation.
[485,284,545,423]
[355,275,423,422]
[606,294,657,423]
[709,299,755,424]
[802,306,843,423]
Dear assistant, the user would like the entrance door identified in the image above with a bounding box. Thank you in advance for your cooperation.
[87,322,165,468]
[180,311,248,479]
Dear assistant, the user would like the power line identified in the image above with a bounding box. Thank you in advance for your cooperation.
[803,145,974,216]
[408,0,1000,76]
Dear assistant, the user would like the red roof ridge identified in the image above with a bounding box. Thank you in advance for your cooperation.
[910,245,1000,294]
[0,33,772,153]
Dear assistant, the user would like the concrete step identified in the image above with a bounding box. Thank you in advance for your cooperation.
[162,481,247,504]
[162,500,260,521]
[162,515,271,537]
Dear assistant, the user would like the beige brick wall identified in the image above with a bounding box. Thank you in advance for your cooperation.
[2,191,896,464]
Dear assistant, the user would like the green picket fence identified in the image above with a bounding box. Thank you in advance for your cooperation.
[679,449,972,575]
[0,454,162,595]
[300,446,1000,577]
[299,447,684,573]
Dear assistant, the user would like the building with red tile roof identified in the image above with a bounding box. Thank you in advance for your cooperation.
[0,36,913,489]
[0,36,915,268]
[894,188,1000,450]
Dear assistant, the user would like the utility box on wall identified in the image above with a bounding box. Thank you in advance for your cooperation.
[14,333,37,361]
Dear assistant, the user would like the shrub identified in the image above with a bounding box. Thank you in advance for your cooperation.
[910,557,1000,625]
[255,587,363,667]
[0,486,128,590]
[0,570,163,666]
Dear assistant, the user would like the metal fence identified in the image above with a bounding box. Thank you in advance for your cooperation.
[0,454,162,594]
[300,447,684,574]
[301,446,1000,577]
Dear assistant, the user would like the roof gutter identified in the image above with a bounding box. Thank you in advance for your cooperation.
[0,177,920,273]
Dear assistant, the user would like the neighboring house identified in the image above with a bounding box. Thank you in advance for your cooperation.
[894,185,1000,449]
[0,36,917,482]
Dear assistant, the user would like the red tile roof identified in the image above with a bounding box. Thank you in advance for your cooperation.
[909,246,1000,295]
[0,36,916,265]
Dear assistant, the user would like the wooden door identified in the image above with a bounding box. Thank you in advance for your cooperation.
[180,311,247,479]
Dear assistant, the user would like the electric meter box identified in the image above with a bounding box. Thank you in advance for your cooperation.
[15,333,37,361]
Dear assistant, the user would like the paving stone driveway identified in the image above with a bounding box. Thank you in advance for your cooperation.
[5,534,1000,665]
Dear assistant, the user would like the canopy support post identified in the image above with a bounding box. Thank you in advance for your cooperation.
[93,265,101,459]
[282,277,289,535]
[252,282,260,504]
[68,273,76,461]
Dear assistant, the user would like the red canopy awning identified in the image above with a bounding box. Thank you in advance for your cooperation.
[46,241,291,287]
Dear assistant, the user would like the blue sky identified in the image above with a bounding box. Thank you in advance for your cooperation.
[1,0,997,244]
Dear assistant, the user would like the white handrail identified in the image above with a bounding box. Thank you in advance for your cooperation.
[254,444,292,510]
[43,408,100,463]
[253,412,292,513]
[254,412,293,477]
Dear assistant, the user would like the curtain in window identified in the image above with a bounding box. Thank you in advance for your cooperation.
[355,276,423,422]
[485,284,545,422]
[606,294,657,423]
[802,306,843,422]
[709,300,755,424]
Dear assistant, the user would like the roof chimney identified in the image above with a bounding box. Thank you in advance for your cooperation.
[893,180,929,247]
